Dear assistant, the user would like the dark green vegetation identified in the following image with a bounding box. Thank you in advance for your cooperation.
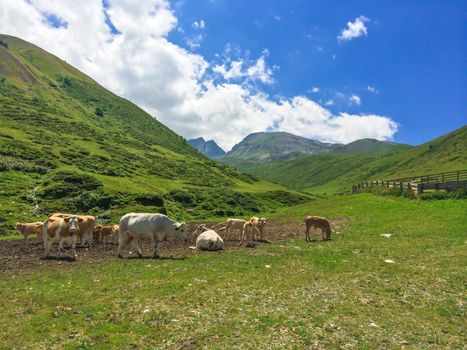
[1,195,465,348]
[0,34,310,235]
[238,126,467,193]
[188,137,226,158]
[222,131,340,165]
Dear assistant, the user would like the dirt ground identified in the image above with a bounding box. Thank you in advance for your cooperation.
[0,219,320,274]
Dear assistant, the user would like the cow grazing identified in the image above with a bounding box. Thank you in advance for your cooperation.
[93,225,102,243]
[189,224,224,251]
[43,216,83,258]
[117,213,188,258]
[305,216,332,241]
[15,222,43,240]
[49,213,95,247]
[223,218,247,240]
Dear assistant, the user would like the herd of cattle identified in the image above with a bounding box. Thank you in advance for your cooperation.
[14,212,332,259]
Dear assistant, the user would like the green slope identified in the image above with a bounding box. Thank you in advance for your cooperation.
[240,126,467,193]
[0,34,311,235]
[334,138,412,155]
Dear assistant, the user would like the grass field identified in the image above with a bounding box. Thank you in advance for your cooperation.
[0,194,465,349]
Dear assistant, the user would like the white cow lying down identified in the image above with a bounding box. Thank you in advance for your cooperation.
[117,213,188,258]
[190,224,224,251]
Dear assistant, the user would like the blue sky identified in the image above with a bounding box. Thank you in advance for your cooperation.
[169,0,466,145]
[1,0,464,149]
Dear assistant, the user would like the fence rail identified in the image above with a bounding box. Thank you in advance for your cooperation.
[352,169,467,195]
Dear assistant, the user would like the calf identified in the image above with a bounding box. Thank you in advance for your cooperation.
[43,216,83,258]
[117,213,188,258]
[304,216,332,241]
[15,222,43,240]
[99,225,114,245]
[189,224,224,251]
[223,218,247,240]
[249,217,268,241]
[238,220,256,247]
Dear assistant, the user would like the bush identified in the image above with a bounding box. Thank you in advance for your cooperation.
[134,193,164,206]
[95,107,104,117]
[419,189,467,200]
[39,171,102,199]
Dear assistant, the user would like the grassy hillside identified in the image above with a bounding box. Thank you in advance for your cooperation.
[222,131,340,165]
[0,34,311,235]
[240,126,467,193]
[334,138,412,155]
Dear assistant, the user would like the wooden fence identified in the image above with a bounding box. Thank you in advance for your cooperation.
[352,169,467,195]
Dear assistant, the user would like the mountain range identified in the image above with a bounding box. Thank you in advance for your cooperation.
[188,137,226,158]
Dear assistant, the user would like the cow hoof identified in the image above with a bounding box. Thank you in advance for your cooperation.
[152,255,160,259]
[117,254,123,259]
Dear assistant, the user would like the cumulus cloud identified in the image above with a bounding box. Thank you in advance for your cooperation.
[311,87,320,93]
[0,1,396,150]
[338,15,369,42]
[349,95,362,106]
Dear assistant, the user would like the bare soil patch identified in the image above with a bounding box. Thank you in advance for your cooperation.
[0,218,346,274]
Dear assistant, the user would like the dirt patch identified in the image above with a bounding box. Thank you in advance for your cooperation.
[0,218,345,274]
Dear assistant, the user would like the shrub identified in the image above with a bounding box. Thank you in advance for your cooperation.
[135,193,164,206]
[95,107,104,117]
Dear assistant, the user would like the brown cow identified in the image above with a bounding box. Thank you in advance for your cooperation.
[304,216,332,241]
[48,213,95,247]
[249,216,268,241]
[15,222,43,240]
[98,225,114,245]
[43,216,83,258]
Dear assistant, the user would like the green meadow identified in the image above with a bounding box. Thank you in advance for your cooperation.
[1,194,465,349]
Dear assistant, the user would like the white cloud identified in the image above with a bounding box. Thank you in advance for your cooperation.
[325,99,334,106]
[367,85,379,94]
[311,87,320,93]
[192,19,205,29]
[338,16,369,42]
[0,1,397,150]
[349,95,362,106]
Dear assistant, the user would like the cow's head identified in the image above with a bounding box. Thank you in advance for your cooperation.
[192,224,207,237]
[260,218,268,226]
[64,216,83,234]
[174,222,188,241]
[14,223,21,230]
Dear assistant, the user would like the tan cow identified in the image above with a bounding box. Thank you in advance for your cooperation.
[98,225,114,245]
[43,215,83,258]
[111,224,119,244]
[223,218,247,240]
[249,216,268,241]
[304,216,332,241]
[238,220,256,247]
[48,213,95,247]
[15,222,43,240]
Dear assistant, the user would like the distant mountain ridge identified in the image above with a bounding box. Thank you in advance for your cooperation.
[334,138,412,155]
[188,137,225,158]
[222,131,341,165]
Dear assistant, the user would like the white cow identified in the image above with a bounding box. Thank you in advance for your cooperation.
[190,224,224,251]
[117,213,188,258]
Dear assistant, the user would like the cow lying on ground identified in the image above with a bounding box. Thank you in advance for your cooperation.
[189,224,224,251]
[117,213,188,258]
[304,216,332,241]
[15,222,43,240]
[49,213,95,247]
[221,218,247,240]
[42,216,83,258]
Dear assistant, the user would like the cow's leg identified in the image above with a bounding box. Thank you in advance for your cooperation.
[44,237,51,258]
[117,233,124,258]
[57,239,64,257]
[131,238,143,257]
[151,233,159,258]
[71,235,77,258]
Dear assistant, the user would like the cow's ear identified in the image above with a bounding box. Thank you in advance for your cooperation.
[48,218,56,223]
[174,226,179,231]
[64,217,70,222]
[78,218,84,222]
